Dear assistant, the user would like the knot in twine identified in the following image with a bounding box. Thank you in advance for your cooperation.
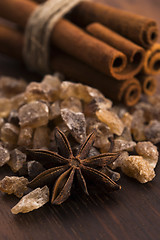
[23,0,82,74]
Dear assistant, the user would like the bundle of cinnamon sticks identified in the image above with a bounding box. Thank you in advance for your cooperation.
[0,0,159,106]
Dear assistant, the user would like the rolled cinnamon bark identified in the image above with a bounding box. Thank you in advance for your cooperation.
[0,24,23,60]
[71,1,158,48]
[138,75,157,96]
[0,0,131,80]
[52,19,127,80]
[0,0,36,28]
[0,22,141,106]
[51,51,141,106]
[142,43,160,75]
[86,22,145,79]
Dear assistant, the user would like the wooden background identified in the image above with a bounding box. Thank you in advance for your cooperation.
[0,0,160,239]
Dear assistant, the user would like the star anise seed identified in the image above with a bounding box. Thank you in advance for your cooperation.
[27,128,121,205]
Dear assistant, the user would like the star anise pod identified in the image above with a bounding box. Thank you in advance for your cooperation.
[27,128,121,205]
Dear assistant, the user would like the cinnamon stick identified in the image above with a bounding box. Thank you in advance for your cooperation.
[86,22,145,79]
[138,75,157,96]
[0,0,36,28]
[71,1,158,48]
[142,43,160,75]
[0,22,141,106]
[0,24,23,60]
[52,19,127,80]
[51,51,141,106]
[0,0,131,80]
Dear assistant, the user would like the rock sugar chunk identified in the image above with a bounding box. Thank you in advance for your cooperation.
[18,101,49,128]
[111,147,157,183]
[117,127,133,141]
[0,146,10,167]
[0,76,26,97]
[96,109,124,136]
[11,186,49,214]
[26,74,61,102]
[121,112,133,129]
[86,117,113,150]
[0,98,12,118]
[41,75,61,102]
[119,156,155,183]
[49,100,61,120]
[92,96,112,111]
[61,108,86,143]
[135,101,160,121]
[0,176,28,197]
[112,139,136,152]
[111,151,129,169]
[18,127,33,147]
[1,123,19,146]
[84,96,112,115]
[27,161,45,179]
[60,82,91,102]
[131,109,146,141]
[111,104,128,118]
[60,81,108,104]
[61,97,83,113]
[7,149,26,172]
[144,120,160,144]
[33,126,50,149]
[11,93,27,110]
[135,141,159,168]
[148,95,160,105]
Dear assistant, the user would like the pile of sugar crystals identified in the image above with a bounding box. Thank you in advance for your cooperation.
[0,74,159,214]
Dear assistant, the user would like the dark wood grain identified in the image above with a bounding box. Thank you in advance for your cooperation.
[0,1,160,240]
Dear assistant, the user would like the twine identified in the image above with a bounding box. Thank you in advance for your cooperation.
[23,0,82,74]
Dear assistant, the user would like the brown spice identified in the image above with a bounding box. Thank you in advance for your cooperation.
[86,22,145,78]
[71,1,158,48]
[51,51,142,106]
[0,0,159,104]
[0,0,133,80]
[142,43,160,75]
[0,0,37,28]
[0,24,23,60]
[0,23,141,106]
[138,75,157,96]
[52,19,127,79]
[27,128,121,205]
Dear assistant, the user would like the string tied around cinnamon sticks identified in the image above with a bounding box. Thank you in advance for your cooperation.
[22,0,145,81]
[23,0,82,74]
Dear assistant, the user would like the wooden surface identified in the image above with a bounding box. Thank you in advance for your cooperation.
[0,1,160,239]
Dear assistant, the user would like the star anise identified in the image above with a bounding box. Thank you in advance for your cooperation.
[27,128,121,205]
